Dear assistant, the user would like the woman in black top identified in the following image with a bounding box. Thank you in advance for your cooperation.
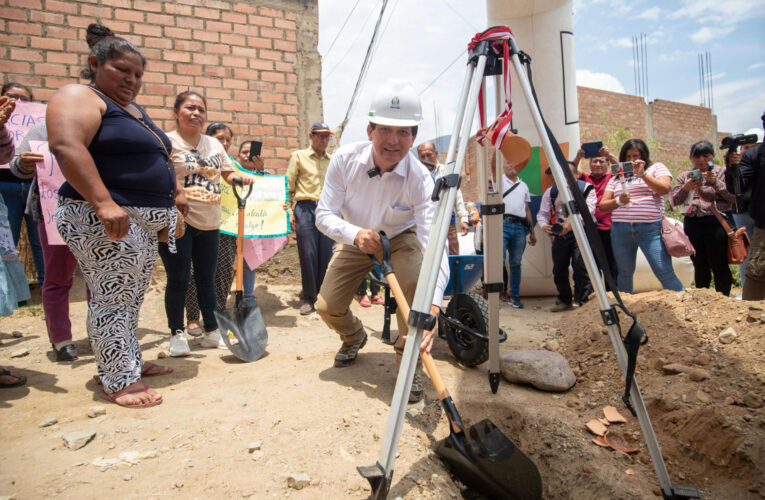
[47,24,186,408]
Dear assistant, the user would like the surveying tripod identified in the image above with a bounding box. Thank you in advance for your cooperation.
[359,26,700,500]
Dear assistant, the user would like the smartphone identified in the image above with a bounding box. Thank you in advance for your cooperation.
[582,141,603,159]
[689,169,703,181]
[610,161,634,178]
[248,140,263,162]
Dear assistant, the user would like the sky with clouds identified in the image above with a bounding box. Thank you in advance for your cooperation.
[317,0,764,146]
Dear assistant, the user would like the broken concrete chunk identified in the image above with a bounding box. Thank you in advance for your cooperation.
[286,473,311,490]
[63,430,96,450]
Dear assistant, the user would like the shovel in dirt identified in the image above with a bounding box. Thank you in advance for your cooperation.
[362,232,542,500]
[215,178,268,362]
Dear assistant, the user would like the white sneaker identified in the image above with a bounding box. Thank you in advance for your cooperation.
[200,329,227,350]
[169,330,191,357]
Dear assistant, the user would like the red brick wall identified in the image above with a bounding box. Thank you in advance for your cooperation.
[577,86,719,170]
[0,0,320,173]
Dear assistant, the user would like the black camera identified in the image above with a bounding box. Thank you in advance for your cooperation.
[551,223,563,236]
[720,133,758,151]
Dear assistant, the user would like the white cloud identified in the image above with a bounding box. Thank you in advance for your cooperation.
[637,7,661,21]
[658,50,695,63]
[576,70,626,94]
[690,25,734,43]
[679,76,765,133]
[748,62,765,71]
[671,0,765,25]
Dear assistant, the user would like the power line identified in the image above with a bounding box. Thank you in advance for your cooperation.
[418,50,464,96]
[335,0,390,143]
[441,0,480,32]
[323,0,362,60]
[324,1,381,79]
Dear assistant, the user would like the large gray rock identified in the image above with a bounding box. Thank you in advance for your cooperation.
[500,350,576,392]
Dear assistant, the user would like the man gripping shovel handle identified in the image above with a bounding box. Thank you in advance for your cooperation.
[367,231,542,500]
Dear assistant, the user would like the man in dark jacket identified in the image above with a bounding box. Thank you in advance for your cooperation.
[725,111,765,300]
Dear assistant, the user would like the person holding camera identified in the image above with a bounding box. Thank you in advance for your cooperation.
[725,111,765,300]
[670,140,735,296]
[725,129,762,290]
[538,162,597,311]
[600,138,684,293]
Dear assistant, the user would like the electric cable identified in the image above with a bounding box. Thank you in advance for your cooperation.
[322,0,362,60]
[335,0,389,143]
[324,1,380,79]
[418,51,463,96]
[441,0,480,32]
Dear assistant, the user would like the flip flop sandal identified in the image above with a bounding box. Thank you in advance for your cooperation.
[101,385,162,409]
[141,362,174,377]
[0,369,26,388]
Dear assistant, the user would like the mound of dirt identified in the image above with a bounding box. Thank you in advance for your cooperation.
[554,289,765,498]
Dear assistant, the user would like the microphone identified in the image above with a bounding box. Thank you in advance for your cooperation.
[367,166,381,178]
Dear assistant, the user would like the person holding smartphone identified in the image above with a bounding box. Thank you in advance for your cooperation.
[574,143,618,286]
[671,140,735,295]
[600,138,683,293]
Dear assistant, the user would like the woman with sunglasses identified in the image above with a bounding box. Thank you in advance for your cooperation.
[0,82,45,287]
[48,24,180,408]
[160,92,253,357]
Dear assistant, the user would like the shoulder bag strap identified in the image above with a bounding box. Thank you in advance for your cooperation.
[502,181,521,199]
[700,198,734,236]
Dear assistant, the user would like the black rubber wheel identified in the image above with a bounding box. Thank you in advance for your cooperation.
[444,292,489,366]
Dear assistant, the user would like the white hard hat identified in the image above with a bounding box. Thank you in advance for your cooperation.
[368,79,423,127]
[745,128,764,143]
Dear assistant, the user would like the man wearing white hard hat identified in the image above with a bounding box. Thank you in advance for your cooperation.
[315,79,449,403]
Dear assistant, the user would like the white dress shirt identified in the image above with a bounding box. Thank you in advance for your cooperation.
[501,175,530,218]
[316,141,450,306]
[429,162,468,224]
[536,182,597,227]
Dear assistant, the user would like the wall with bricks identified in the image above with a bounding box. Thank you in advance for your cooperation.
[578,86,720,171]
[457,86,720,204]
[0,0,322,173]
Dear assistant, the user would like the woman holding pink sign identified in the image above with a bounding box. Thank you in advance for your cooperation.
[10,122,86,361]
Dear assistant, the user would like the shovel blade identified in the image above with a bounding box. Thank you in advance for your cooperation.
[435,419,542,500]
[214,306,268,362]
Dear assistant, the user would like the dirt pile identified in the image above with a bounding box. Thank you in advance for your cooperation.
[554,289,765,498]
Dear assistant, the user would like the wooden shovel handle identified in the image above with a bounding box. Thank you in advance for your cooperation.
[384,272,450,401]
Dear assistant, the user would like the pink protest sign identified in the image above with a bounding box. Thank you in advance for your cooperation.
[0,101,47,169]
[30,140,66,245]
[243,235,287,270]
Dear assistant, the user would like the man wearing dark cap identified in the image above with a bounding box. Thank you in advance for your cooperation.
[725,111,765,300]
[287,122,336,314]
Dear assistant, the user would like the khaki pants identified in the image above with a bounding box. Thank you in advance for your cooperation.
[316,228,421,355]
[447,223,459,255]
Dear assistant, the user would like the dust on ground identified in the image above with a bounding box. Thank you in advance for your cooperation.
[1,243,763,499]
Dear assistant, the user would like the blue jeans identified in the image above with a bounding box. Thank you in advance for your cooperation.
[159,224,219,333]
[733,212,754,288]
[611,221,684,293]
[243,261,255,301]
[502,220,528,300]
[0,181,44,282]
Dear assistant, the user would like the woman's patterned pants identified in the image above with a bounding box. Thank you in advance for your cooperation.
[56,198,171,394]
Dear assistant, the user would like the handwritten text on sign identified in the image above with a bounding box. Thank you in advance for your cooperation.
[219,173,290,238]
[0,101,47,170]
[30,141,66,245]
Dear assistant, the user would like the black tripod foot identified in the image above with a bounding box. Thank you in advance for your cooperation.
[489,372,500,394]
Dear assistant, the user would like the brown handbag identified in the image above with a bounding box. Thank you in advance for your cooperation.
[707,201,750,264]
[157,209,185,243]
